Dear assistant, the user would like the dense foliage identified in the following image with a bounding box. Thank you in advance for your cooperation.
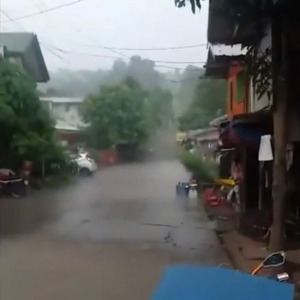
[146,87,174,131]
[173,66,204,115]
[39,55,172,98]
[0,60,65,171]
[81,77,173,150]
[178,78,226,131]
[175,0,202,13]
[180,151,218,182]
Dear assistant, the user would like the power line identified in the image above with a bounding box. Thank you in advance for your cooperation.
[65,29,202,71]
[52,47,205,65]
[45,45,204,71]
[0,9,70,65]
[80,31,130,59]
[57,26,206,68]
[0,9,17,24]
[0,10,204,73]
[81,43,208,51]
[0,0,85,23]
[1,8,206,68]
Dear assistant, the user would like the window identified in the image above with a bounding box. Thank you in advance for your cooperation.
[236,72,245,103]
[65,104,71,112]
[229,81,233,111]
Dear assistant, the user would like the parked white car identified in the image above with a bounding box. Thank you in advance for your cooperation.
[74,152,97,176]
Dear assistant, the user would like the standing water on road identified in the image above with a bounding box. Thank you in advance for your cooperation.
[0,161,228,300]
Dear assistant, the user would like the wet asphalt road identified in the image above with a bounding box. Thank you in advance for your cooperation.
[0,160,229,300]
[49,160,219,252]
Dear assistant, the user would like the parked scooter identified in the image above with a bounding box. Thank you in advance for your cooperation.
[251,251,289,282]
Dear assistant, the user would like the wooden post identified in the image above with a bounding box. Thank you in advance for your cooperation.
[258,162,263,211]
[269,96,287,251]
[268,6,288,251]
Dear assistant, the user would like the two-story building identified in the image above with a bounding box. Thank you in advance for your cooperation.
[205,29,274,213]
[41,97,85,146]
[204,0,300,258]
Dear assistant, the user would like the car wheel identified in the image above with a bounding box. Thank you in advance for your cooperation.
[79,167,91,177]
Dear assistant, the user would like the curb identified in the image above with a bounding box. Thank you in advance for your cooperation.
[200,196,251,273]
[217,231,251,273]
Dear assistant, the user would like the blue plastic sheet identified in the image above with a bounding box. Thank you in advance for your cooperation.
[231,122,263,146]
[150,266,294,300]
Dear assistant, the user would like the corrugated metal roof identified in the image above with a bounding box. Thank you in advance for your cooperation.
[209,44,247,57]
[209,115,228,126]
[55,120,79,131]
[187,127,219,142]
[0,32,34,53]
[205,44,246,78]
[41,97,84,103]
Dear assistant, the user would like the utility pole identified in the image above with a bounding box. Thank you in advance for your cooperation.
[269,4,289,251]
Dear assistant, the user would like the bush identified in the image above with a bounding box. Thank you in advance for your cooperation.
[180,151,218,182]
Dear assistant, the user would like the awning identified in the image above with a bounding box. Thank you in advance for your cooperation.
[220,119,265,148]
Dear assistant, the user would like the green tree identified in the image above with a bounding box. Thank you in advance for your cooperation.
[174,66,204,115]
[39,55,175,98]
[175,0,202,13]
[178,78,226,130]
[146,87,174,131]
[81,77,150,150]
[0,59,61,169]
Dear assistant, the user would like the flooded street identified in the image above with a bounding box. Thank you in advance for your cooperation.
[0,160,229,300]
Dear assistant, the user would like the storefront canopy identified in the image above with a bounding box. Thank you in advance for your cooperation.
[220,119,267,148]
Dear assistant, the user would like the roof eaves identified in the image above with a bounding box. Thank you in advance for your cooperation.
[205,44,246,78]
[207,0,258,45]
[32,34,49,82]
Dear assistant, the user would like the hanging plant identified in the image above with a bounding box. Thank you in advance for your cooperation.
[246,45,273,100]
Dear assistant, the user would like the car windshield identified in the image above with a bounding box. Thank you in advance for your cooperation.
[79,153,88,159]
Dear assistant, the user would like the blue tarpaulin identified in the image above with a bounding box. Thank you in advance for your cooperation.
[150,266,294,300]
[231,121,263,146]
[220,120,265,147]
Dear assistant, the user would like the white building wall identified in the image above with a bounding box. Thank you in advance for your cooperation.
[40,97,84,130]
[51,103,82,127]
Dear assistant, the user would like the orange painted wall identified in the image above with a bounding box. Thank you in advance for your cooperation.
[227,64,249,120]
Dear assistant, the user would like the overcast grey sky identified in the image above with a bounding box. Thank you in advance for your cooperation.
[0,0,209,72]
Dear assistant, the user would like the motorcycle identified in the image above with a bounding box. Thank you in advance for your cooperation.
[0,169,27,198]
[251,251,289,282]
[150,252,293,300]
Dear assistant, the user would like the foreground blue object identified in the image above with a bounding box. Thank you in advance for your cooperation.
[150,266,294,300]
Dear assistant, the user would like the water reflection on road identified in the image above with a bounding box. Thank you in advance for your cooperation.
[0,160,229,300]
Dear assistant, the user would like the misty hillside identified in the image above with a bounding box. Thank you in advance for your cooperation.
[38,55,225,130]
[38,56,204,115]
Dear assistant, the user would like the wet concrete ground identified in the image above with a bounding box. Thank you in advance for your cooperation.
[0,160,229,300]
